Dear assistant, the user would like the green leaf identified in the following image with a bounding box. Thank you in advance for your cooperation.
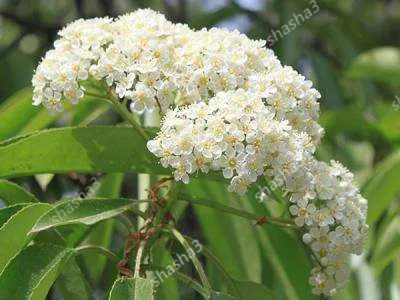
[0,88,54,141]
[0,203,51,272]
[109,277,153,300]
[255,225,313,300]
[245,186,313,300]
[185,180,262,285]
[363,149,400,224]
[169,226,212,295]
[371,216,400,274]
[57,257,93,300]
[347,47,400,84]
[235,281,273,300]
[0,204,25,227]
[0,243,75,300]
[0,179,39,205]
[376,108,400,143]
[32,198,143,232]
[210,281,272,299]
[0,126,166,179]
[311,52,343,108]
[55,174,127,249]
[320,105,380,140]
[151,240,179,300]
[71,99,109,126]
[211,291,235,299]
[82,173,124,284]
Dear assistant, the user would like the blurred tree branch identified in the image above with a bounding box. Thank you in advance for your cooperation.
[0,31,27,58]
[0,11,62,34]
[0,11,62,60]
[231,0,272,30]
[75,0,85,17]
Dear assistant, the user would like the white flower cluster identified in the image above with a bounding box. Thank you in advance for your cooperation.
[32,9,323,143]
[147,90,368,296]
[282,159,368,296]
[148,90,314,194]
[32,9,367,296]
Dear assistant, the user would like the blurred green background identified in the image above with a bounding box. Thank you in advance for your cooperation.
[0,0,399,299]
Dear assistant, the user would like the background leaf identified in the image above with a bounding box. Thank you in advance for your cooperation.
[0,88,54,141]
[371,216,400,274]
[347,47,400,84]
[363,149,400,224]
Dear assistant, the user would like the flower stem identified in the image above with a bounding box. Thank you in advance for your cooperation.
[178,193,297,229]
[109,96,150,141]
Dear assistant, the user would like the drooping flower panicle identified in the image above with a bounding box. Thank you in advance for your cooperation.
[32,9,368,296]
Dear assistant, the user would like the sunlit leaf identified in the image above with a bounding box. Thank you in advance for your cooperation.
[32,198,143,232]
[0,204,25,227]
[0,126,166,179]
[0,179,39,205]
[0,203,51,272]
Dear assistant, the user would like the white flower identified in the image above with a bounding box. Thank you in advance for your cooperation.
[289,202,316,227]
[128,83,155,114]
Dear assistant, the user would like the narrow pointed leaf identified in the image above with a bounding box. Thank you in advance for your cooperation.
[151,240,180,300]
[0,244,74,300]
[0,88,53,141]
[363,149,400,224]
[57,257,93,300]
[185,180,262,284]
[32,198,142,232]
[0,179,39,205]
[0,203,51,272]
[82,173,124,284]
[371,216,400,274]
[0,204,26,227]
